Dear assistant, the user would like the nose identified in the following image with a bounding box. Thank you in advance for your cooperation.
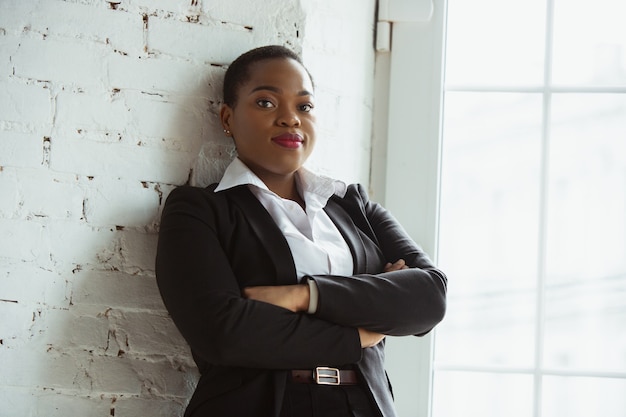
[276,108,301,127]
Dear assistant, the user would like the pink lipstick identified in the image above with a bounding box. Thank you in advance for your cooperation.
[272,133,303,149]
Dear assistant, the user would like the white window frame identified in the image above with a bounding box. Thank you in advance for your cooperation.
[371,1,447,416]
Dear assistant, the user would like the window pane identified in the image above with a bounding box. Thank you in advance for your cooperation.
[543,93,626,372]
[542,376,626,417]
[432,371,534,417]
[552,0,626,86]
[445,0,546,86]
[436,92,543,367]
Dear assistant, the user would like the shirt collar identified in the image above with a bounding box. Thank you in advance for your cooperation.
[214,157,347,199]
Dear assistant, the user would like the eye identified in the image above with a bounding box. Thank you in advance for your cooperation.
[256,99,275,108]
[299,102,314,112]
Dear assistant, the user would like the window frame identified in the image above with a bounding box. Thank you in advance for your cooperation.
[371,1,448,416]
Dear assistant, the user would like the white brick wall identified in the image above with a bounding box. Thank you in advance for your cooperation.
[0,0,376,415]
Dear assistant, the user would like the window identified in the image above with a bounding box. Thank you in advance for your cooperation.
[432,1,626,416]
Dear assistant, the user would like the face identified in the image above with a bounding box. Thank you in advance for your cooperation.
[220,58,316,183]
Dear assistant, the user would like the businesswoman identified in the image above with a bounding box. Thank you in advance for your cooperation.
[155,45,447,417]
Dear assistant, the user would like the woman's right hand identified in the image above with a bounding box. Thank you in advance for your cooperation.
[384,258,409,272]
[358,328,385,348]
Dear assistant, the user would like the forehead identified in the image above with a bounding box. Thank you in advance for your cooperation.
[242,58,313,93]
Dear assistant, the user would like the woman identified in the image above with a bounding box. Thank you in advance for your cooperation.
[156,45,447,417]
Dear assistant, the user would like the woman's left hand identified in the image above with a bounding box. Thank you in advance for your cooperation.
[243,284,310,313]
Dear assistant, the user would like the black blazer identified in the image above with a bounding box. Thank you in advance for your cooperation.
[156,183,447,417]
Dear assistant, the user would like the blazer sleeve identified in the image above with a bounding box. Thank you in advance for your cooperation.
[308,184,447,337]
[155,186,362,370]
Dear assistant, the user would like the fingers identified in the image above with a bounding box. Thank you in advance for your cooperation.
[358,328,386,348]
[383,259,409,272]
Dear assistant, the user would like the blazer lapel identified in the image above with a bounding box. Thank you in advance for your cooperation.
[324,198,368,274]
[226,186,298,285]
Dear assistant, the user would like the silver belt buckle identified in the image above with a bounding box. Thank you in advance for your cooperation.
[314,366,340,385]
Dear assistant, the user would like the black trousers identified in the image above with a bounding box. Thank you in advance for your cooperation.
[279,379,381,417]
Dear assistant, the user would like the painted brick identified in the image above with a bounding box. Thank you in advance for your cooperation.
[0,30,16,77]
[27,1,144,56]
[45,220,118,267]
[0,168,20,217]
[44,225,158,275]
[147,16,254,63]
[0,131,46,169]
[71,270,164,311]
[0,1,39,33]
[115,228,160,274]
[0,259,67,307]
[0,387,111,417]
[54,88,216,144]
[133,358,197,398]
[54,88,131,133]
[0,387,37,417]
[47,57,227,156]
[0,218,47,263]
[121,92,210,142]
[106,53,211,95]
[33,306,110,352]
[12,37,106,88]
[31,392,111,417]
[0,346,97,390]
[188,140,236,187]
[16,168,85,221]
[49,133,194,184]
[128,0,286,31]
[0,302,38,349]
[113,396,187,417]
[0,81,51,125]
[0,342,180,397]
[87,355,186,395]
[201,0,304,35]
[108,310,191,359]
[118,0,188,17]
[83,177,160,227]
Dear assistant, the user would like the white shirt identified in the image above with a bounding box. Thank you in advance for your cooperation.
[214,158,354,312]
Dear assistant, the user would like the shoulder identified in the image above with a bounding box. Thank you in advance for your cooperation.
[333,184,391,229]
[328,184,378,224]
[164,183,219,207]
[344,183,370,201]
[334,183,373,210]
[162,183,262,220]
[161,184,231,222]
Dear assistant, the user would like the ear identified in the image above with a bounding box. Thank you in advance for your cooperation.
[220,104,233,132]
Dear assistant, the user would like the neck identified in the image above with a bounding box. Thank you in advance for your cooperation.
[261,172,305,209]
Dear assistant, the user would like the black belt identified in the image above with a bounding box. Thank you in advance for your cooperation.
[291,367,358,386]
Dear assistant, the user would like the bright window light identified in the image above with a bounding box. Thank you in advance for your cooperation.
[432,0,626,416]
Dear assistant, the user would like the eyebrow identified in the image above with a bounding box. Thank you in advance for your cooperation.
[248,85,314,97]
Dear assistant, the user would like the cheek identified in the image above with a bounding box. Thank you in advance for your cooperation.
[305,137,316,156]
[304,117,317,135]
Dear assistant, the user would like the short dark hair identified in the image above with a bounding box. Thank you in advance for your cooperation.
[222,45,314,107]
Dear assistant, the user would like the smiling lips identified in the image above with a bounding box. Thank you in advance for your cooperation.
[271,133,303,149]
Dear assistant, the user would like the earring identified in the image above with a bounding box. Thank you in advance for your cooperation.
[223,129,231,136]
